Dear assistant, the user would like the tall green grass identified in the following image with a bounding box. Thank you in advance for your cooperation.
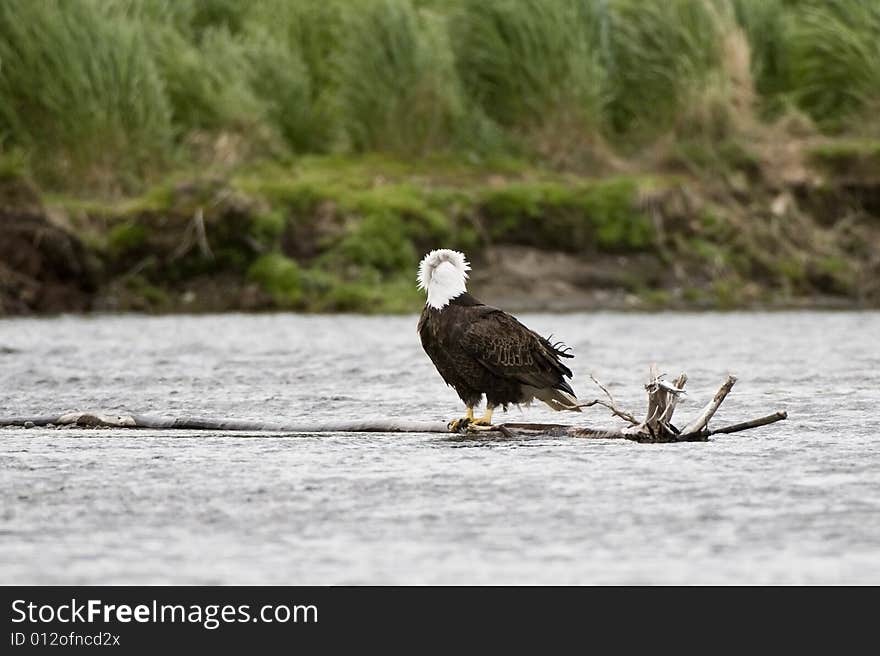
[335,0,464,153]
[244,0,342,152]
[732,0,792,109]
[0,0,878,191]
[0,0,172,189]
[452,0,605,132]
[604,0,731,139]
[151,23,265,133]
[787,0,880,131]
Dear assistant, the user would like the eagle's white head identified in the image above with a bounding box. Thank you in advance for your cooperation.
[417,249,470,310]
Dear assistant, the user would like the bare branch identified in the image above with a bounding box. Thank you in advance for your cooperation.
[680,375,737,435]
[576,398,640,425]
[708,411,788,436]
[575,374,640,425]
[193,207,213,259]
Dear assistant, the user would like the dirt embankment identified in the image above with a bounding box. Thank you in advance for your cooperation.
[0,176,99,314]
[1,144,879,316]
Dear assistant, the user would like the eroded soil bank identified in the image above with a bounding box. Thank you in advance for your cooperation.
[2,141,879,315]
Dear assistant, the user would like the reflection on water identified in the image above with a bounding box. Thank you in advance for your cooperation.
[1,311,879,583]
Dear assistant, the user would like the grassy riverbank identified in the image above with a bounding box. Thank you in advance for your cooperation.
[2,0,879,191]
[3,136,879,314]
[1,0,879,314]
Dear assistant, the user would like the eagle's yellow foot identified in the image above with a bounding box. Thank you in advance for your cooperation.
[448,416,471,432]
[453,408,494,432]
[448,407,496,432]
[448,407,475,433]
[471,407,494,427]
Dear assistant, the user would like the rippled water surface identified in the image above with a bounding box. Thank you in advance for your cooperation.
[1,311,878,584]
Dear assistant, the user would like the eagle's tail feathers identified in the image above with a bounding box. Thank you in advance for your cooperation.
[529,387,582,412]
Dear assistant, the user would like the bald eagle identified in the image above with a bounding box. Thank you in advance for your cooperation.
[417,249,580,429]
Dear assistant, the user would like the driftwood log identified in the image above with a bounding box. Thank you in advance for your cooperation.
[567,366,787,442]
[0,367,786,443]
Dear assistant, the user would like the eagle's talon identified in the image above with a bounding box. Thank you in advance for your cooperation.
[448,417,472,433]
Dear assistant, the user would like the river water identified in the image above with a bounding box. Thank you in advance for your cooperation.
[1,311,878,584]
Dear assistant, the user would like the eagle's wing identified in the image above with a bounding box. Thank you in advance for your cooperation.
[460,309,576,396]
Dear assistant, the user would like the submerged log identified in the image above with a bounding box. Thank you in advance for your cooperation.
[0,412,449,434]
[0,368,786,443]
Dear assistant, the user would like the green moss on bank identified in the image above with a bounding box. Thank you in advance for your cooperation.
[245,252,421,312]
[107,221,148,254]
[807,141,880,179]
[21,147,880,315]
[479,177,653,252]
[230,161,655,310]
[248,253,303,306]
[70,158,659,312]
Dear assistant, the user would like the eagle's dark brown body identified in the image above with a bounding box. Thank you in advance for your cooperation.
[418,292,577,409]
